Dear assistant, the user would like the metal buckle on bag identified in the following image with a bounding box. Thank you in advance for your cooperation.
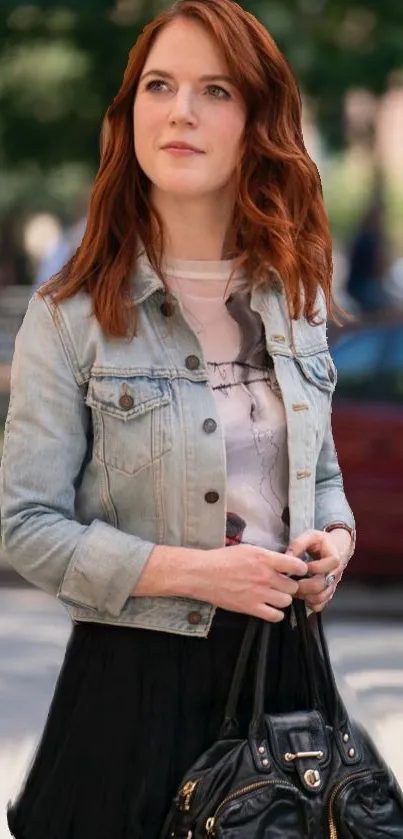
[284,750,324,762]
[304,769,321,789]
[284,750,324,790]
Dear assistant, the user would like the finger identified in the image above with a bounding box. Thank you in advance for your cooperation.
[306,557,341,576]
[268,571,300,596]
[309,601,328,613]
[295,576,328,598]
[263,553,307,577]
[305,587,336,607]
[264,589,293,610]
[286,529,325,558]
[308,586,337,611]
[254,604,285,623]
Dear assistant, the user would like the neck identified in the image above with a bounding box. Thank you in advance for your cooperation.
[151,188,236,261]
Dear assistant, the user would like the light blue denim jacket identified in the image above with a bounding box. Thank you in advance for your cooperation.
[0,260,355,637]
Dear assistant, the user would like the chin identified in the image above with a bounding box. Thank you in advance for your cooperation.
[170,189,211,199]
[156,179,214,199]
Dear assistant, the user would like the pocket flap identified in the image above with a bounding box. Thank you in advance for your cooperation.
[86,375,171,420]
[294,352,337,392]
[333,770,403,838]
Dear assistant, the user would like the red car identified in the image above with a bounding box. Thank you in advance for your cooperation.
[330,315,403,577]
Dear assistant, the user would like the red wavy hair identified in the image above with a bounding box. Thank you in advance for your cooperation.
[43,0,336,337]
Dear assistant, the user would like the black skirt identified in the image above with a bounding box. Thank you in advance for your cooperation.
[7,609,313,839]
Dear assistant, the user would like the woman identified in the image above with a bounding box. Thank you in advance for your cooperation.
[1,1,355,838]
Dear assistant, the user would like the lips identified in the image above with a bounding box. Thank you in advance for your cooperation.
[162,142,203,153]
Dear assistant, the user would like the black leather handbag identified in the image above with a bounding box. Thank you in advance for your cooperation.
[160,601,403,839]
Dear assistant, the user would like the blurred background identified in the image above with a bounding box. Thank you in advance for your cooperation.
[0,0,402,834]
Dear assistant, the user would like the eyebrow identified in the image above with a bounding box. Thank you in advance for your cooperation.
[140,69,234,85]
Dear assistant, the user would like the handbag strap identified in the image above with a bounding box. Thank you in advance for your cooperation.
[220,616,260,737]
[221,606,321,739]
[221,602,347,740]
[293,600,349,727]
[293,601,322,710]
[251,618,270,722]
[251,604,319,724]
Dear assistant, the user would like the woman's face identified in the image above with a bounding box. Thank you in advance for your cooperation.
[133,18,246,203]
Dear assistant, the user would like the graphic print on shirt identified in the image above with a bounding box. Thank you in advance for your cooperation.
[225,512,247,546]
[165,260,290,554]
[212,291,290,552]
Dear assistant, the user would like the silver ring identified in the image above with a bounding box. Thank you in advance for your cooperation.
[325,573,336,589]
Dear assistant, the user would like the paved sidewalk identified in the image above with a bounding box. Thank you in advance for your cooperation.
[327,580,403,620]
[0,553,26,588]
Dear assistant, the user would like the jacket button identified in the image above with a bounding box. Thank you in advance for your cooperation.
[203,418,217,434]
[327,363,335,383]
[188,610,202,625]
[185,355,200,371]
[119,394,134,410]
[205,491,219,504]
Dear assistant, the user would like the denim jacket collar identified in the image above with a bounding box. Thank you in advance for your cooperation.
[132,253,284,305]
[132,256,164,305]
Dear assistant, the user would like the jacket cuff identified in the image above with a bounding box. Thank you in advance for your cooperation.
[57,519,155,618]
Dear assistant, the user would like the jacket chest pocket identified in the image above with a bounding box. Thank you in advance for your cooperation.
[86,375,173,476]
[290,350,337,438]
[293,350,337,394]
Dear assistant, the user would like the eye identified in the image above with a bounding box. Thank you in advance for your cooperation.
[206,85,231,100]
[145,79,170,93]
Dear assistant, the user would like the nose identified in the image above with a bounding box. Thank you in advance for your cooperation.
[168,87,197,127]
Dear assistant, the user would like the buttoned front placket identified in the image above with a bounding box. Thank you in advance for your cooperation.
[250,286,316,543]
[155,288,228,555]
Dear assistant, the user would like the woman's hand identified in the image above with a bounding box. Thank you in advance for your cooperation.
[286,529,349,613]
[200,544,308,622]
[139,543,308,622]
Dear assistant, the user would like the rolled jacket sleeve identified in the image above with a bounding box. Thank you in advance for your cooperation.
[0,294,155,618]
[314,414,356,552]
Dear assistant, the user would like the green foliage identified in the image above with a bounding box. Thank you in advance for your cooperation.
[0,0,402,219]
[0,1,159,216]
[243,0,403,148]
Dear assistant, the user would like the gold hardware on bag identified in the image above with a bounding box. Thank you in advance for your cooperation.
[304,769,321,788]
[328,770,375,839]
[205,779,298,836]
[178,780,198,812]
[284,750,324,762]
[206,816,215,836]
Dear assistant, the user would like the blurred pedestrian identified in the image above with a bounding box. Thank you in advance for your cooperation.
[32,190,90,291]
[32,214,86,290]
[345,196,390,314]
[1,2,355,838]
[386,255,403,308]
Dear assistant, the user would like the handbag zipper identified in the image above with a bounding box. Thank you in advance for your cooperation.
[205,779,299,836]
[178,779,200,812]
[328,769,383,839]
[198,769,386,837]
[204,771,382,838]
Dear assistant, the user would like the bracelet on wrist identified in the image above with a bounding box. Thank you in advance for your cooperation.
[323,522,355,559]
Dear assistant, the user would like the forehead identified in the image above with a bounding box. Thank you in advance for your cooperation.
[143,18,230,76]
